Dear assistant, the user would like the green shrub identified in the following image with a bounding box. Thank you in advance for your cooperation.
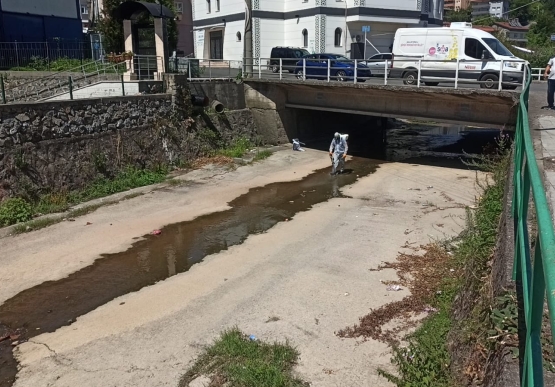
[0,198,33,226]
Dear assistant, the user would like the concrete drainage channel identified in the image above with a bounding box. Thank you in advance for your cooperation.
[0,121,506,387]
[0,159,377,387]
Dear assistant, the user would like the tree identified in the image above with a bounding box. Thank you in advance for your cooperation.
[509,0,532,24]
[473,17,502,27]
[95,0,177,54]
[527,11,555,46]
[445,8,472,22]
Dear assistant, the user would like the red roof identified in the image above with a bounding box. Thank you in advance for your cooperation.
[473,25,496,33]
[494,22,530,31]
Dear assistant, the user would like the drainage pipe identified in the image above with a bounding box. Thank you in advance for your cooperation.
[211,100,224,114]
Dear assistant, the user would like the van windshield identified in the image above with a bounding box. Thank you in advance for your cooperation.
[483,38,513,57]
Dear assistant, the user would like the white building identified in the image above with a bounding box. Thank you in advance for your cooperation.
[489,0,508,19]
[191,0,444,61]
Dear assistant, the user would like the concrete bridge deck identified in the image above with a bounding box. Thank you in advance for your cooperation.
[242,78,520,129]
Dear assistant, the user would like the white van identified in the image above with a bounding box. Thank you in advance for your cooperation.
[390,22,526,89]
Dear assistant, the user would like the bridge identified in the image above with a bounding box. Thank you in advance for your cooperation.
[241,78,518,128]
[182,57,527,128]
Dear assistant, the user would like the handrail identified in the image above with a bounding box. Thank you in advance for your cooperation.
[513,67,555,386]
[2,59,124,103]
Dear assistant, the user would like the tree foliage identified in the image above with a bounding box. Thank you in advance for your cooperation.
[509,0,533,24]
[527,11,555,46]
[95,0,177,54]
[445,8,472,23]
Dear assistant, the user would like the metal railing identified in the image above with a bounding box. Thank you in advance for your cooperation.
[0,40,95,70]
[131,55,164,80]
[531,68,545,81]
[512,69,555,387]
[173,58,242,80]
[241,57,527,90]
[0,59,125,103]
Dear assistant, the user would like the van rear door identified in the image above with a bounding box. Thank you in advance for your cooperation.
[394,30,426,60]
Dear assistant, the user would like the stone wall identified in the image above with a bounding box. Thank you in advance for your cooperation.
[0,90,258,201]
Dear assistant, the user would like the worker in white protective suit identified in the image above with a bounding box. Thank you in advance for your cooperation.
[329,132,348,175]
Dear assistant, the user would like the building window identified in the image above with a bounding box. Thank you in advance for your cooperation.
[216,0,220,11]
[302,29,308,48]
[334,28,342,47]
[206,0,211,13]
[81,5,88,14]
[175,2,183,13]
[237,31,242,42]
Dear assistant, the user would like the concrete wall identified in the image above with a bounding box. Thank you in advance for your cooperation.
[188,81,247,110]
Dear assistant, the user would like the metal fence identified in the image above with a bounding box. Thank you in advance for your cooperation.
[531,68,545,81]
[169,57,243,80]
[0,59,125,103]
[512,70,555,387]
[0,40,94,70]
[241,57,527,90]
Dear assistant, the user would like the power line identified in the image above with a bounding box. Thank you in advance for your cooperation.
[472,0,541,25]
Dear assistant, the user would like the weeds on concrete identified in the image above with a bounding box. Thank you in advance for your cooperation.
[218,138,253,158]
[178,328,308,387]
[72,167,167,203]
[343,139,510,386]
[1,167,167,228]
[13,217,63,234]
[254,150,273,162]
[0,198,33,226]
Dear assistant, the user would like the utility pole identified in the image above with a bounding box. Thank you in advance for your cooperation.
[243,0,253,77]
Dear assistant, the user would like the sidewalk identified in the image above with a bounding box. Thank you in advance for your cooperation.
[536,115,555,221]
[527,82,555,222]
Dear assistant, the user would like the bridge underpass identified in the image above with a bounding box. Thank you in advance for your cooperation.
[286,107,507,169]
[215,78,517,167]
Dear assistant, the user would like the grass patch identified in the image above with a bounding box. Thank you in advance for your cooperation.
[10,192,146,235]
[1,167,167,229]
[254,149,273,162]
[218,138,253,158]
[70,167,167,203]
[179,328,308,387]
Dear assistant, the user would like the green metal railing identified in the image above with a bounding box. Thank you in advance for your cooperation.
[513,72,555,386]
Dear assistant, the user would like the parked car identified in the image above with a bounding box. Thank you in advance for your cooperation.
[269,47,310,73]
[362,53,392,76]
[294,54,371,82]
